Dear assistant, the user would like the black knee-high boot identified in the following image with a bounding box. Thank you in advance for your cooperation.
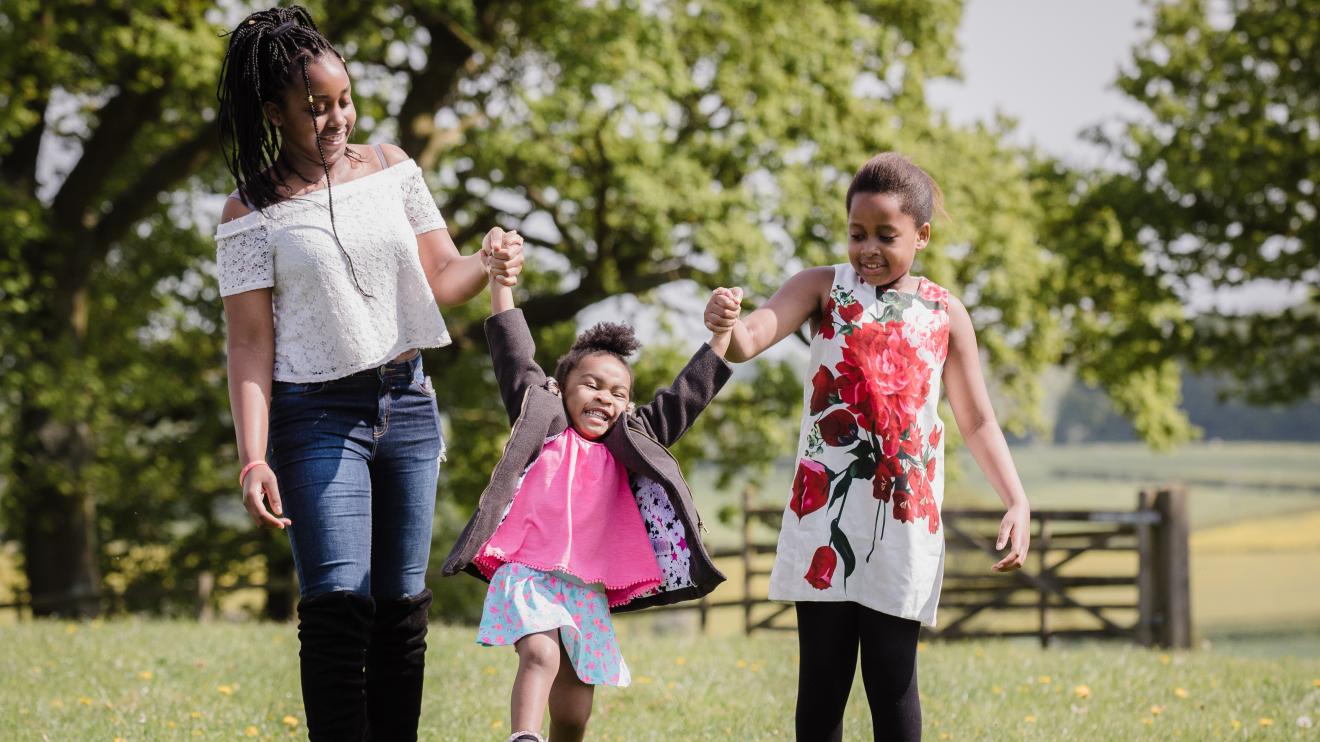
[366,589,432,741]
[297,591,375,741]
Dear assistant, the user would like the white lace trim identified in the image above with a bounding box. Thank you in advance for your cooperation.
[215,159,452,382]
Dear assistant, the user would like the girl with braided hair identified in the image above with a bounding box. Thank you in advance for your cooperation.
[442,229,740,742]
[213,6,522,739]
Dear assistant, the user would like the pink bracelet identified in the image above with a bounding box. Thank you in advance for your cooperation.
[239,460,269,487]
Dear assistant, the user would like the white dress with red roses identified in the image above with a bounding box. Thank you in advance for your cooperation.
[767,264,951,627]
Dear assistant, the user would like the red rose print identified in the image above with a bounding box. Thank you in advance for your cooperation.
[928,427,941,447]
[804,545,837,589]
[873,457,897,502]
[790,458,829,519]
[925,456,937,481]
[836,322,931,449]
[891,482,919,523]
[838,299,864,324]
[810,366,834,414]
[900,432,921,458]
[918,279,946,303]
[924,497,941,534]
[817,408,859,447]
[820,297,837,339]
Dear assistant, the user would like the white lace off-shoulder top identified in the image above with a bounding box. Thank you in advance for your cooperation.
[215,158,452,382]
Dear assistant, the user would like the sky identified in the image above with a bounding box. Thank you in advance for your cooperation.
[924,0,1300,314]
[925,0,1151,167]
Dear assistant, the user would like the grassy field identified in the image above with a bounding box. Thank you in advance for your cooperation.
[3,620,1318,741]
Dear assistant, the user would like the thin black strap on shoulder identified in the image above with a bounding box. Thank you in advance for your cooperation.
[373,143,387,169]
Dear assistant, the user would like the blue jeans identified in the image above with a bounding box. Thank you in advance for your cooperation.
[269,353,444,601]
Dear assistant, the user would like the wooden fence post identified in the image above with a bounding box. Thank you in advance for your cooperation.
[196,571,214,623]
[1135,490,1156,646]
[1038,516,1052,648]
[1148,486,1192,648]
[742,486,753,636]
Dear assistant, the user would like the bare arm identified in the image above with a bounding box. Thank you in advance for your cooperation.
[219,199,289,529]
[379,143,521,307]
[943,295,1030,571]
[723,267,833,362]
[417,228,492,307]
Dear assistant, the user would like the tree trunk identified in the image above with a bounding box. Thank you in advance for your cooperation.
[17,400,101,618]
[263,538,297,621]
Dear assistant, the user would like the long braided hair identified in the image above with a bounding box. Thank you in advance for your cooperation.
[217,5,372,296]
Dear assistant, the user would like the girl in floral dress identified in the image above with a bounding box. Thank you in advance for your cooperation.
[444,229,738,742]
[705,153,1031,741]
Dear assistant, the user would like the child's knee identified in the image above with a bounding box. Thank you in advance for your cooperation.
[515,634,560,673]
[550,704,591,733]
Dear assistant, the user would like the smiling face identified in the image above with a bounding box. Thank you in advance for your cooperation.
[263,54,355,170]
[847,191,930,288]
[562,353,633,440]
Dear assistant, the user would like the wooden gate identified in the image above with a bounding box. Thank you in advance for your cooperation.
[670,486,1192,648]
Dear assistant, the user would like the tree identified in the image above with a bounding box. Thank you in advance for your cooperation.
[2,0,1069,617]
[1048,0,1319,438]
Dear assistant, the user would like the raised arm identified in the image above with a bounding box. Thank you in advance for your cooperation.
[942,294,1030,572]
[721,267,833,362]
[381,143,522,307]
[631,346,734,448]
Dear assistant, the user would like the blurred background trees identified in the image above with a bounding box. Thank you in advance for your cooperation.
[0,0,1313,618]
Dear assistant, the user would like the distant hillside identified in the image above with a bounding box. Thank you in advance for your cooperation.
[1053,372,1320,443]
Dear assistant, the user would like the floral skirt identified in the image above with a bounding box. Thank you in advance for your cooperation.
[476,562,630,687]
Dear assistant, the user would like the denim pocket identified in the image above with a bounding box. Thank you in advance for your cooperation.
[413,375,437,398]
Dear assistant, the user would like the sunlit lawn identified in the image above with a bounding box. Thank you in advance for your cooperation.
[3,620,1318,740]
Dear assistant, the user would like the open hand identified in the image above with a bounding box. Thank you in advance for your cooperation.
[705,286,743,334]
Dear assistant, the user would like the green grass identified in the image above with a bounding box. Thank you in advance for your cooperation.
[3,620,1318,740]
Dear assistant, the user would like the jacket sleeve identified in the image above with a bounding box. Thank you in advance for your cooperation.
[630,343,734,447]
[485,308,550,425]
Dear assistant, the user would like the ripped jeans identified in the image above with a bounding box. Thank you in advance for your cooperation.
[269,352,445,601]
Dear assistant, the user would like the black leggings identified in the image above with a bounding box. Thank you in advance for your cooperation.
[795,602,922,742]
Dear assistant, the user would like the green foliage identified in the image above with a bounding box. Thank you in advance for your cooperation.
[1056,0,1320,418]
[5,0,1246,615]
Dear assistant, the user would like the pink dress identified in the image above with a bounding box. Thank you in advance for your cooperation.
[473,427,662,607]
[474,427,663,686]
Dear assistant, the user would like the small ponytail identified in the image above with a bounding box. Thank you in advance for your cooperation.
[553,323,640,389]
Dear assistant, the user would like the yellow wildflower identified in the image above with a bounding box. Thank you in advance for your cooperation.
[282,715,299,728]
[736,659,747,669]
[1259,718,1274,727]
[1024,714,1036,723]
[1037,675,1051,684]
[1173,687,1188,699]
[217,684,234,696]
[138,671,153,681]
[1150,705,1164,715]
[245,725,259,737]
[1073,685,1091,699]
[675,656,687,666]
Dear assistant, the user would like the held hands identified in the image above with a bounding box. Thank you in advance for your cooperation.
[705,286,743,335]
[481,227,525,287]
[992,502,1030,572]
[242,463,291,530]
